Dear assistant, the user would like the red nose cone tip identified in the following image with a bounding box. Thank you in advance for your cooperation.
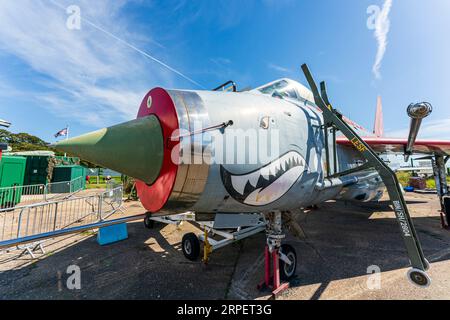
[135,87,180,213]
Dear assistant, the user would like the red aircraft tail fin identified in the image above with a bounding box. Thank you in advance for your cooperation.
[373,96,384,137]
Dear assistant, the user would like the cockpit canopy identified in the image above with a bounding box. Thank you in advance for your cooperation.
[251,78,372,136]
[252,78,315,106]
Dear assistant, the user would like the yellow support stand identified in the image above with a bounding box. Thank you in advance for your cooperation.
[202,227,212,264]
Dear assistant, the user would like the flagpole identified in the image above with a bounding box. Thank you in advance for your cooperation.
[64,124,69,157]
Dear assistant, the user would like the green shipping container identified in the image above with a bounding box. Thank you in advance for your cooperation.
[22,155,80,187]
[0,156,26,207]
[23,155,51,186]
[50,165,86,193]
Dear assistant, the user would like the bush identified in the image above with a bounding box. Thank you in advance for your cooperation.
[426,179,436,189]
[396,171,411,186]
[121,175,138,200]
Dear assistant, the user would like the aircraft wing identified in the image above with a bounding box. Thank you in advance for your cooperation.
[336,136,450,156]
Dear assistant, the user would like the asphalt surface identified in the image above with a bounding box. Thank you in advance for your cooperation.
[1,192,450,300]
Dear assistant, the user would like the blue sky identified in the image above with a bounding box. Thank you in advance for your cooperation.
[0,0,449,144]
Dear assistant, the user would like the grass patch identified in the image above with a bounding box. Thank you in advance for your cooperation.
[86,183,107,189]
[424,178,450,189]
[86,176,122,184]
[397,171,450,189]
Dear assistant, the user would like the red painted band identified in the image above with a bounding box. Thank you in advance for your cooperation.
[135,88,179,213]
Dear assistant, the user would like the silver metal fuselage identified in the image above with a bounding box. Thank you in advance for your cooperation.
[162,86,384,214]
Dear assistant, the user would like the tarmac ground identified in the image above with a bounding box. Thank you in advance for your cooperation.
[1,192,450,300]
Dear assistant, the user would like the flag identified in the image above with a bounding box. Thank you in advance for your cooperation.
[54,127,68,138]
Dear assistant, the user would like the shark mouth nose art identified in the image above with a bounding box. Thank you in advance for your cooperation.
[220,151,307,206]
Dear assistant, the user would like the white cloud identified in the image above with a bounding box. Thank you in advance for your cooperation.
[372,0,393,80]
[268,63,290,73]
[0,0,176,127]
[210,57,232,67]
[386,118,450,139]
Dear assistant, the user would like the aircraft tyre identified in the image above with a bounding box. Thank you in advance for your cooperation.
[144,213,154,229]
[280,244,297,280]
[424,258,430,271]
[182,233,200,261]
[407,268,431,288]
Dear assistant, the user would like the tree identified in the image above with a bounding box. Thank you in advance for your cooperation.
[0,129,52,152]
[0,129,102,168]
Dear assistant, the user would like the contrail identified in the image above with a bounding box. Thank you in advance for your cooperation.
[372,0,393,80]
[49,0,206,89]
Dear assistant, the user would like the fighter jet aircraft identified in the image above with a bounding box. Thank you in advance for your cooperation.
[55,65,450,292]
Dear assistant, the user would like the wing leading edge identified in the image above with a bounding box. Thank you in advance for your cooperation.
[336,136,450,156]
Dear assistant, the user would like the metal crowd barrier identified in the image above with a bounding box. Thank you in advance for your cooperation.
[0,176,85,210]
[0,185,124,255]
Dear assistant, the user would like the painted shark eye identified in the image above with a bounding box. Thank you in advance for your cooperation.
[260,116,270,129]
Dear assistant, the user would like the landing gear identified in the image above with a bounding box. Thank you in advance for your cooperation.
[279,244,297,281]
[432,155,450,229]
[143,212,154,229]
[258,211,296,298]
[182,232,201,261]
[407,268,431,288]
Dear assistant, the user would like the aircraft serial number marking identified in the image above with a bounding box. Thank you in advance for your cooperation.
[393,200,411,237]
[350,137,367,153]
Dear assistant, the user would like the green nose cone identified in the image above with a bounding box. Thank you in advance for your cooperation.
[55,115,164,185]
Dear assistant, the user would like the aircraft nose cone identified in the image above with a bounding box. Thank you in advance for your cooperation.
[55,115,164,185]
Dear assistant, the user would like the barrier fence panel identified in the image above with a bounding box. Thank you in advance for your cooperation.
[0,184,46,209]
[0,177,86,210]
[44,176,85,201]
[0,186,123,248]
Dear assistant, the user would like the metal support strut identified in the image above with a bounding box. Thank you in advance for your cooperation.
[432,155,450,228]
[301,64,431,287]
[202,226,212,264]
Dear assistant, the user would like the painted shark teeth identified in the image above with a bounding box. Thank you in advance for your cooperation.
[231,170,261,195]
[222,151,307,200]
[248,173,259,188]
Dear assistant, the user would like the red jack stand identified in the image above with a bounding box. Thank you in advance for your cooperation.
[257,246,289,299]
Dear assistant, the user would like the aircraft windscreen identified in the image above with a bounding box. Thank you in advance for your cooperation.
[258,80,298,99]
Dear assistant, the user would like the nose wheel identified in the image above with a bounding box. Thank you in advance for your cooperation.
[279,244,297,281]
[258,211,297,298]
[143,213,155,229]
[407,268,431,288]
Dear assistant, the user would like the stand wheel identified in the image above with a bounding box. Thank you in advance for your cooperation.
[407,268,431,288]
[143,213,154,229]
[279,244,297,280]
[182,233,200,261]
[424,258,430,271]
